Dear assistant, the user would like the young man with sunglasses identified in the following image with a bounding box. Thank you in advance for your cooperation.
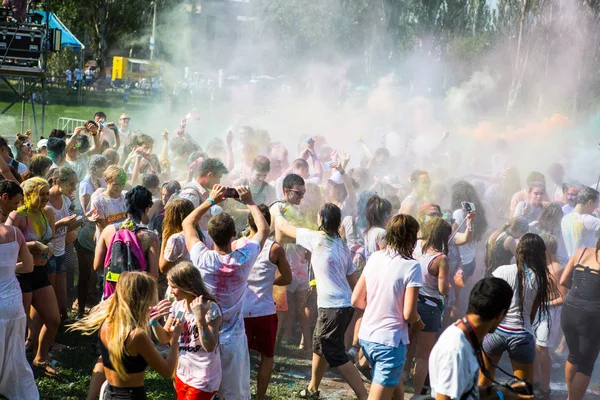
[428,278,532,400]
[270,173,313,354]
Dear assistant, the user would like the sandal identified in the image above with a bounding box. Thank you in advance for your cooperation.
[297,388,319,399]
[355,362,372,382]
[33,359,60,377]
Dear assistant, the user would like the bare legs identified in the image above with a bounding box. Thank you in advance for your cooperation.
[307,353,367,400]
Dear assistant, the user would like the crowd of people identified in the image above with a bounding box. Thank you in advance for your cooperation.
[1,111,600,400]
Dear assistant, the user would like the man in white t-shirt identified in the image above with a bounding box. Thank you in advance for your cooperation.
[183,184,268,400]
[429,277,528,400]
[274,148,323,199]
[275,202,367,399]
[561,186,600,259]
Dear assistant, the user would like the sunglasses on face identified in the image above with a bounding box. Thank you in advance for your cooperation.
[120,118,130,121]
[23,142,32,148]
[287,189,306,196]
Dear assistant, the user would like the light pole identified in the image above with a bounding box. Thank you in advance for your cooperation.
[150,0,157,59]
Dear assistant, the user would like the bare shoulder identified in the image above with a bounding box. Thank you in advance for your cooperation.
[138,228,159,249]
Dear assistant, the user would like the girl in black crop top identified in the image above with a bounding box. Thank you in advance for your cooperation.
[69,272,183,400]
[560,242,600,400]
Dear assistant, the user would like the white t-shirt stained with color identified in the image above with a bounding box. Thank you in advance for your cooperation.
[49,195,71,257]
[171,299,222,392]
[190,240,261,344]
[296,229,355,309]
[358,250,423,347]
[430,324,480,399]
[561,211,600,259]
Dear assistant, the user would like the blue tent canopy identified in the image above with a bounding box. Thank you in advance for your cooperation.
[34,11,85,52]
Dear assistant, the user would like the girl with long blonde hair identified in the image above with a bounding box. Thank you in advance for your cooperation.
[7,177,60,376]
[70,271,182,399]
[150,262,222,399]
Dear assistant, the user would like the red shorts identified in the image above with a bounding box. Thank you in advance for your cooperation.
[244,314,278,358]
[174,375,217,400]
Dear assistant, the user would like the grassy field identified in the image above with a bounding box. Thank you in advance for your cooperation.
[0,85,167,139]
[28,321,360,400]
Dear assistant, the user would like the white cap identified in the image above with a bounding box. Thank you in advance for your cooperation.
[329,171,345,185]
[37,139,48,150]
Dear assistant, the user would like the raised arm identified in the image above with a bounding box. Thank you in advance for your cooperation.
[183,185,226,253]
[236,186,268,248]
[274,208,298,240]
[453,212,475,246]
[225,131,235,172]
[306,139,323,181]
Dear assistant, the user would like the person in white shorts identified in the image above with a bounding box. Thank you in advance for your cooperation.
[534,233,567,399]
[184,184,268,400]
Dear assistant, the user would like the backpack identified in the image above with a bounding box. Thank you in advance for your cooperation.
[103,220,147,298]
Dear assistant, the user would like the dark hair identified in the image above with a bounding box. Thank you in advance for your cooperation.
[170,136,199,156]
[526,171,546,186]
[252,156,271,174]
[0,136,8,149]
[374,148,390,159]
[318,203,342,237]
[49,129,66,139]
[385,214,419,259]
[485,217,529,275]
[248,204,271,232]
[355,190,376,233]
[577,187,599,205]
[0,180,23,198]
[26,155,53,179]
[47,137,66,160]
[466,277,513,320]
[450,180,488,241]
[515,233,551,326]
[94,111,107,119]
[421,218,452,255]
[125,186,154,221]
[536,202,563,234]
[161,180,181,203]
[365,194,391,231]
[77,134,91,153]
[142,172,160,191]
[208,213,236,248]
[282,173,305,190]
[198,158,228,177]
[410,170,429,186]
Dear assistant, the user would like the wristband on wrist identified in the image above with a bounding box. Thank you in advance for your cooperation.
[149,320,158,327]
[339,168,346,175]
[496,390,504,400]
[207,198,215,206]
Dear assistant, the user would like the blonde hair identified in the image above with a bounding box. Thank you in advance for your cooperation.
[104,165,127,186]
[68,272,158,380]
[20,177,49,208]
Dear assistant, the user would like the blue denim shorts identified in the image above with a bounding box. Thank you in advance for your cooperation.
[46,254,66,274]
[360,339,407,387]
[482,329,535,365]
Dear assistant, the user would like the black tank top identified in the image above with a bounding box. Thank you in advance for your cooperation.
[485,232,513,276]
[99,324,148,374]
[564,248,600,312]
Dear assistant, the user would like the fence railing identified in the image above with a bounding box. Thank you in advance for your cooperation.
[57,117,88,134]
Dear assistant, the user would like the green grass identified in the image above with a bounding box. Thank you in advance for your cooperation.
[0,85,166,140]
[26,328,359,399]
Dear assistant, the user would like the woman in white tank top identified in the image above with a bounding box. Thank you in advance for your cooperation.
[406,217,452,396]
